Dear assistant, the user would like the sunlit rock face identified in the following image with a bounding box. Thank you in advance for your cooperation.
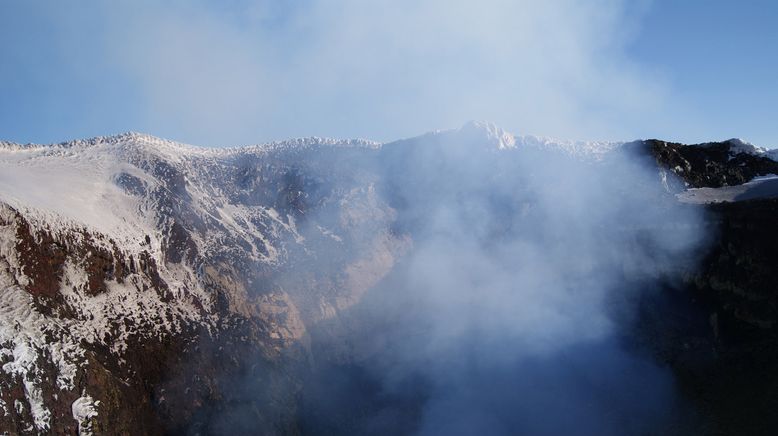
[0,132,400,433]
[0,126,776,434]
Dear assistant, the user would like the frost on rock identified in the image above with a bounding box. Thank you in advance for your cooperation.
[0,130,399,430]
[0,283,83,431]
[0,200,205,430]
[71,394,99,435]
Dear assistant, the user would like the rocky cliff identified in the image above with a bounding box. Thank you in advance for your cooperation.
[0,125,777,435]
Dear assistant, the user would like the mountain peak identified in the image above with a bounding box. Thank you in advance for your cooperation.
[724,137,766,155]
[458,121,517,150]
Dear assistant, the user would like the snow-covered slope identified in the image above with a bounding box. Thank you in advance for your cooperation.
[0,131,402,433]
[678,174,778,204]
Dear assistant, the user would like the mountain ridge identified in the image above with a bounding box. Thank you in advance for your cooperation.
[1,122,773,162]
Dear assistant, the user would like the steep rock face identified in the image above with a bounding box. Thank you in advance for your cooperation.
[0,204,181,434]
[694,200,778,330]
[0,134,406,433]
[1,126,778,434]
[631,198,778,436]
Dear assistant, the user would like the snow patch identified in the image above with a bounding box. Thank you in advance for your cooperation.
[0,283,83,431]
[72,393,99,435]
[677,174,778,204]
[724,138,766,156]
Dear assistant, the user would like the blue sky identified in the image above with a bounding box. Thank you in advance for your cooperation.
[0,0,776,147]
[628,0,778,148]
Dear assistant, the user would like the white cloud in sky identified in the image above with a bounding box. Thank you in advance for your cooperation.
[56,0,679,145]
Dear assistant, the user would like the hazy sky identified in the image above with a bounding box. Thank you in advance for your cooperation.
[0,0,775,147]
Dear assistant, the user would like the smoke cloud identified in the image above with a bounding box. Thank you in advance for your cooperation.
[282,126,708,435]
[2,0,682,146]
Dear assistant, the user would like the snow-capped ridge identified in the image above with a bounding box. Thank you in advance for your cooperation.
[458,120,517,150]
[456,121,623,156]
[0,123,621,157]
[0,132,381,156]
[0,131,182,151]
[222,136,382,155]
[681,137,778,161]
[389,121,626,158]
[515,134,623,157]
[722,138,778,161]
[723,138,766,155]
[396,121,517,151]
[2,129,774,164]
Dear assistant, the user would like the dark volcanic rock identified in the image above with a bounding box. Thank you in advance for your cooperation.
[641,138,778,188]
[635,196,778,435]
